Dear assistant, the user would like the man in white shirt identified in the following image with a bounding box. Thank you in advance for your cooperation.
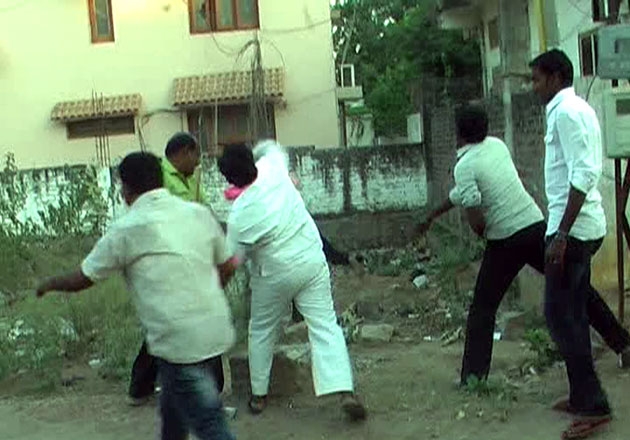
[36,152,236,440]
[217,142,366,421]
[531,49,612,438]
[250,142,364,325]
[419,105,629,390]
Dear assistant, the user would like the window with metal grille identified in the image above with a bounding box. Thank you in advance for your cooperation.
[88,0,115,43]
[188,0,259,34]
[579,32,599,76]
[488,17,499,50]
[67,116,135,139]
[187,104,275,156]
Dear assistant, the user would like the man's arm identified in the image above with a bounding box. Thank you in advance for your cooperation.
[454,160,485,237]
[37,270,93,297]
[37,229,124,298]
[217,257,238,288]
[558,188,587,235]
[416,198,455,235]
[556,112,599,235]
[429,198,455,222]
[465,207,486,238]
[546,112,600,265]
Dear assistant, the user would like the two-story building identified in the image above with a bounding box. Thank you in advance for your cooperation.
[0,0,343,169]
[438,0,629,95]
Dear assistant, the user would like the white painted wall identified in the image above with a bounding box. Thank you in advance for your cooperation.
[0,0,340,170]
[1,145,428,232]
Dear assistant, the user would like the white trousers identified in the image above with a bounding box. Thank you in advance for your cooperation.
[248,261,354,397]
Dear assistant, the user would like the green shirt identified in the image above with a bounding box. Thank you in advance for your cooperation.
[161,158,207,204]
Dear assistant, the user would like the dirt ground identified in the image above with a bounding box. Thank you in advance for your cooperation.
[2,270,630,440]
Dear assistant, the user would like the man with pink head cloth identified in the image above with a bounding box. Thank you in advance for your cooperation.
[218,140,366,421]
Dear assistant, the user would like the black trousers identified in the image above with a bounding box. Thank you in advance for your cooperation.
[545,236,610,416]
[460,221,629,387]
[321,232,350,266]
[129,341,224,400]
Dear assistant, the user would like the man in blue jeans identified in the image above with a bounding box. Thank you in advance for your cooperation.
[36,152,236,440]
[531,49,613,439]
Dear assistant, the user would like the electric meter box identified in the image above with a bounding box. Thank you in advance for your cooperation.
[598,24,630,79]
[603,89,630,158]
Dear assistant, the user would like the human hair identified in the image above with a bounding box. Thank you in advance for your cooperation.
[165,132,198,157]
[455,104,489,144]
[217,144,258,188]
[529,49,574,87]
[118,152,163,195]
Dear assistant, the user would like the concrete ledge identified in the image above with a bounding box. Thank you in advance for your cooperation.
[316,209,425,251]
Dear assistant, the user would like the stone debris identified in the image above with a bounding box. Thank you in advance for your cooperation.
[359,324,395,343]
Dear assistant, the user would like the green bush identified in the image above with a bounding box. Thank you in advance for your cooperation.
[523,328,562,372]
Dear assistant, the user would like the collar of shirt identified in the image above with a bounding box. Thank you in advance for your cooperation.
[546,87,575,117]
[161,158,200,202]
[161,158,188,186]
[129,188,171,212]
[456,142,478,160]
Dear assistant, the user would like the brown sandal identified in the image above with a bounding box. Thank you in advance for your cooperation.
[341,394,367,422]
[561,415,612,439]
[248,395,267,415]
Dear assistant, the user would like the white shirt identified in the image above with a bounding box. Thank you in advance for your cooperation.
[226,142,324,277]
[449,136,544,240]
[544,87,606,240]
[81,189,235,364]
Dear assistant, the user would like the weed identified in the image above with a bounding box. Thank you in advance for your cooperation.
[464,375,519,403]
[0,153,252,393]
[523,328,561,372]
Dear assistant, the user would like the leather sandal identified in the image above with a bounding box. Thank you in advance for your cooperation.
[561,415,612,439]
[248,395,267,415]
[341,394,367,421]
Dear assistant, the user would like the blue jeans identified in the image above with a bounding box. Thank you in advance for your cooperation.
[158,357,235,440]
[545,236,610,417]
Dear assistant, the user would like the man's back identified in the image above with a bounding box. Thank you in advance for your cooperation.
[227,153,324,277]
[82,189,235,364]
[451,136,544,240]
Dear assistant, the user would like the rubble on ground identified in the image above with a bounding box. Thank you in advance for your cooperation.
[359,324,395,343]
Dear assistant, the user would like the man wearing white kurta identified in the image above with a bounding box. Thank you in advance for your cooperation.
[218,141,366,421]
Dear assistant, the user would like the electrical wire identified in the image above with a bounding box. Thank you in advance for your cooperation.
[259,36,287,70]
[262,18,330,35]
[585,75,598,101]
[210,31,243,56]
[288,87,338,106]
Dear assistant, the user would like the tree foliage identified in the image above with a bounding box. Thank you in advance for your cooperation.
[332,0,482,137]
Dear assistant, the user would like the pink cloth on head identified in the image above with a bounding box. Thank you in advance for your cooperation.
[224,185,249,201]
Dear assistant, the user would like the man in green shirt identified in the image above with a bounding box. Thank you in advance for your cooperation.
[161,132,206,203]
[129,133,230,409]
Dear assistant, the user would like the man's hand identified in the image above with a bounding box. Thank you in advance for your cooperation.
[36,279,53,298]
[545,234,568,270]
[415,218,433,236]
[465,207,486,238]
[218,257,239,288]
[35,270,94,298]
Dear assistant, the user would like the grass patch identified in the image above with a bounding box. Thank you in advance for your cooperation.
[0,235,251,394]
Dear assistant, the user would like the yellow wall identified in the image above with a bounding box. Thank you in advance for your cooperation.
[0,0,340,169]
